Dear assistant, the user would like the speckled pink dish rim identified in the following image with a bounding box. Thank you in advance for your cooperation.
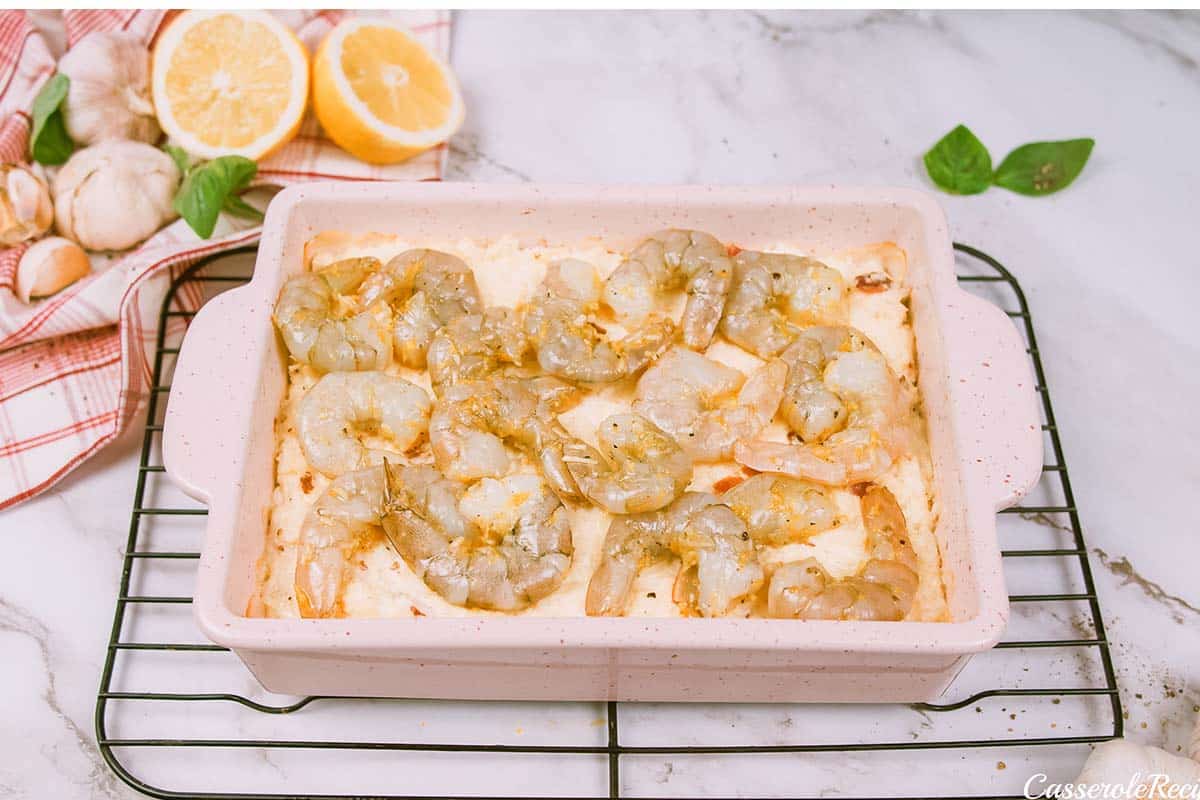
[163,183,1043,702]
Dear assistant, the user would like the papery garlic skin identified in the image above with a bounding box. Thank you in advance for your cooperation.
[1,164,54,246]
[1075,739,1200,794]
[58,31,160,145]
[53,141,180,251]
[15,236,91,303]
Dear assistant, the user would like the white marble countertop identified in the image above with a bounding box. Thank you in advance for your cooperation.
[2,10,1197,799]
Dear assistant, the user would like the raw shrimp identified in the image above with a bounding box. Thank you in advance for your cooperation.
[526,259,675,384]
[734,326,912,485]
[633,347,786,461]
[358,249,480,312]
[766,484,918,620]
[297,371,432,476]
[426,308,530,392]
[360,249,484,368]
[586,493,762,617]
[604,229,733,350]
[719,250,848,358]
[562,413,693,514]
[273,259,391,373]
[294,466,388,618]
[720,473,839,546]
[381,467,573,610]
[391,291,442,368]
[429,376,584,502]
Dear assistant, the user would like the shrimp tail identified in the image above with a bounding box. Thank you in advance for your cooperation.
[585,552,639,616]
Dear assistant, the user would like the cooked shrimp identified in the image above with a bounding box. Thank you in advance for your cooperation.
[720,473,839,546]
[429,376,584,502]
[426,308,530,392]
[381,467,573,610]
[586,492,762,617]
[526,259,675,384]
[719,250,848,358]
[294,465,387,618]
[359,249,484,368]
[734,326,909,485]
[604,229,733,350]
[562,413,693,514]
[766,484,919,620]
[273,260,391,373]
[297,371,432,476]
[633,347,785,461]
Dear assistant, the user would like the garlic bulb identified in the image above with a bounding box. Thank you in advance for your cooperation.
[1070,712,1200,797]
[1075,739,1200,794]
[1,164,54,246]
[53,141,180,251]
[15,236,91,303]
[57,31,160,145]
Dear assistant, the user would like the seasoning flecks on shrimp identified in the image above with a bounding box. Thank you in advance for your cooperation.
[719,250,848,358]
[426,307,530,392]
[766,484,919,621]
[429,375,584,502]
[734,325,915,485]
[633,347,785,462]
[586,492,762,617]
[526,259,675,384]
[603,229,734,350]
[294,465,389,618]
[563,413,693,514]
[381,466,574,611]
[296,371,432,476]
[720,473,839,546]
[273,258,392,373]
[360,249,484,369]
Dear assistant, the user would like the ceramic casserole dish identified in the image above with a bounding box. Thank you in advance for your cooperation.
[163,182,1042,703]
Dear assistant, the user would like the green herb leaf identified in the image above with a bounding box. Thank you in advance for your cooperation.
[222,193,264,221]
[163,144,194,176]
[30,74,74,165]
[993,139,1095,196]
[923,124,992,195]
[173,155,259,239]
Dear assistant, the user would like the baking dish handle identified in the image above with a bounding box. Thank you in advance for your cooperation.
[162,286,261,504]
[944,289,1044,510]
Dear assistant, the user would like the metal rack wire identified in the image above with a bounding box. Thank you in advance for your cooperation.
[94,243,1121,800]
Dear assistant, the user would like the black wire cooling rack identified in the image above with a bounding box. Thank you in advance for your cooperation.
[94,243,1121,800]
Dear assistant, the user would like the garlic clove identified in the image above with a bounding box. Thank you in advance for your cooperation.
[1,164,54,246]
[15,236,92,303]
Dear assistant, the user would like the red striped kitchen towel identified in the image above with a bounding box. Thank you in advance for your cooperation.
[0,9,451,510]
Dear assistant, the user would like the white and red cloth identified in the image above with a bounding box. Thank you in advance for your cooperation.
[0,9,450,510]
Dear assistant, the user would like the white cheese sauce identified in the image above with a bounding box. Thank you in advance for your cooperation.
[251,236,947,621]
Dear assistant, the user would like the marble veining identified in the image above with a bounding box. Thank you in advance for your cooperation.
[1,10,1197,799]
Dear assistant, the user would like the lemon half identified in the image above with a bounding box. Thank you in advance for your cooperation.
[313,18,464,165]
[152,11,309,161]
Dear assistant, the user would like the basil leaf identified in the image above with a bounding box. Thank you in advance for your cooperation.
[163,144,193,176]
[923,124,992,195]
[993,138,1095,196]
[222,193,264,221]
[173,156,259,239]
[30,74,74,165]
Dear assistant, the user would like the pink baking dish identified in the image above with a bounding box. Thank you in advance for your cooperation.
[163,183,1042,703]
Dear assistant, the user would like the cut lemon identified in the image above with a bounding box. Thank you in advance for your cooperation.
[152,11,309,161]
[313,18,464,165]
